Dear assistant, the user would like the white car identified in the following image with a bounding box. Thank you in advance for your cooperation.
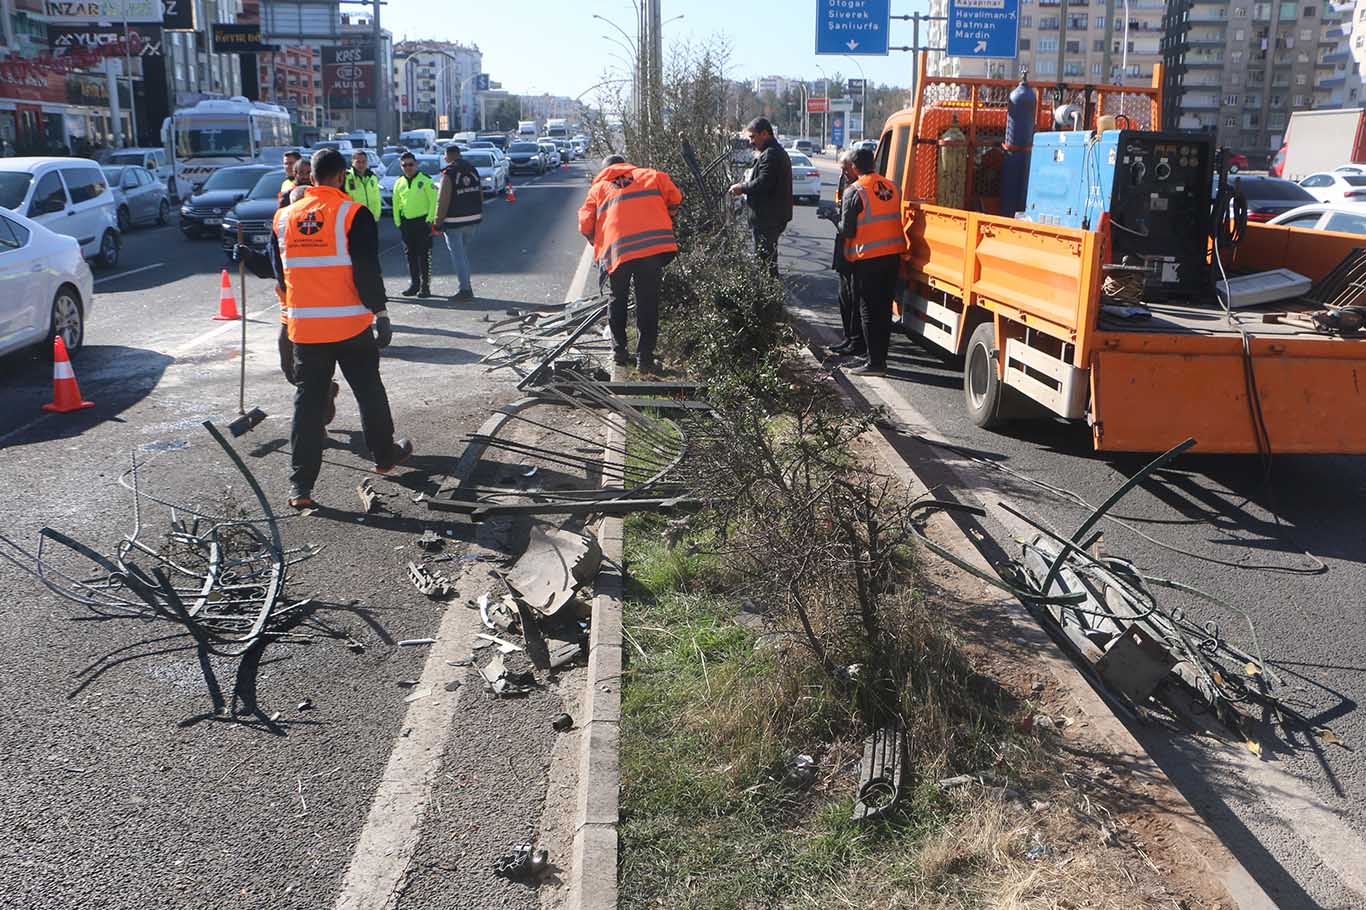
[460,151,507,196]
[0,157,121,269]
[379,155,444,213]
[0,207,95,358]
[1333,164,1366,175]
[1297,171,1366,203]
[538,141,562,169]
[104,146,185,199]
[789,153,822,204]
[1268,203,1366,236]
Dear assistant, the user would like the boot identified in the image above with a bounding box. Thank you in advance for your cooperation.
[418,284,431,299]
[401,283,419,297]
[613,347,630,366]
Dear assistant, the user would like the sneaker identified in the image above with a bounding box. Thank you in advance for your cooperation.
[454,288,475,301]
[829,340,854,354]
[400,284,420,297]
[613,348,630,366]
[374,438,415,474]
[850,362,886,377]
[288,491,319,511]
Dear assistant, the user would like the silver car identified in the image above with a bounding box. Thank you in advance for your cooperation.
[102,165,171,230]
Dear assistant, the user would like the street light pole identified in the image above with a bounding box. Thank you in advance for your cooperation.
[843,54,867,142]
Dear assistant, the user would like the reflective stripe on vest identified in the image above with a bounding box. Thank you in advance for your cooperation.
[591,167,677,273]
[602,228,676,272]
[596,187,662,219]
[275,188,373,344]
[845,174,906,262]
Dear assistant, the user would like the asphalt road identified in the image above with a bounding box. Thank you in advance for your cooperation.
[0,161,594,908]
[781,156,1366,910]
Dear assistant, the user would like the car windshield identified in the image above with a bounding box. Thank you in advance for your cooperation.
[510,143,540,153]
[248,171,286,199]
[0,172,33,210]
[470,142,493,148]
[180,126,252,159]
[102,166,129,184]
[1345,176,1366,186]
[1236,178,1315,201]
[790,154,813,167]
[464,153,495,168]
[202,168,265,191]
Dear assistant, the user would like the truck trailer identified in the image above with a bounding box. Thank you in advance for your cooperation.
[1271,108,1366,180]
[874,57,1366,455]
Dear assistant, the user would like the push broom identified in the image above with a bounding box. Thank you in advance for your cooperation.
[228,223,267,437]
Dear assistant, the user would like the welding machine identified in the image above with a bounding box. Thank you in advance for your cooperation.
[1022,129,1215,298]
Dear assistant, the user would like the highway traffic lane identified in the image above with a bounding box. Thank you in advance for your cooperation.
[778,202,1366,909]
[0,165,589,908]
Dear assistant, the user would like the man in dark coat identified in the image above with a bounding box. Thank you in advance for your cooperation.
[728,116,792,279]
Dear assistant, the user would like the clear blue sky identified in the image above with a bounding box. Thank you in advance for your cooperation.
[385,0,930,99]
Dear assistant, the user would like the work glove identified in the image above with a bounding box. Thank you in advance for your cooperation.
[374,311,393,349]
[277,324,296,385]
[234,242,252,261]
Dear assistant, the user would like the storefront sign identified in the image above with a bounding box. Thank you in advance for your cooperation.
[212,23,271,52]
[49,23,163,57]
[0,62,67,103]
[322,44,374,109]
[64,71,131,107]
[160,0,194,31]
[41,0,163,24]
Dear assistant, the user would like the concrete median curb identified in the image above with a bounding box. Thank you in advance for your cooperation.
[787,302,1277,910]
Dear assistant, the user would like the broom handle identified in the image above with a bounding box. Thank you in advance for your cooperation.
[237,223,246,415]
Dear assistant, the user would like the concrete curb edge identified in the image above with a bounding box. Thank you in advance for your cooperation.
[788,306,1278,910]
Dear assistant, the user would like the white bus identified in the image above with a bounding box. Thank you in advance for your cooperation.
[161,97,292,194]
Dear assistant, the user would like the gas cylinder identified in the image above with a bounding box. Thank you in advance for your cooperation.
[1000,72,1037,218]
[936,115,968,209]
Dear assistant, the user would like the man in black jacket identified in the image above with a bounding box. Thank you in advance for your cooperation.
[433,144,482,300]
[728,116,792,279]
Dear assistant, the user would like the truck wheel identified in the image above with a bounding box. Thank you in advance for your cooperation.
[964,321,1007,429]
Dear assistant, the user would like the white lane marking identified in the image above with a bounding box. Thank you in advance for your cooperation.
[169,300,280,359]
[93,262,164,285]
[567,241,595,302]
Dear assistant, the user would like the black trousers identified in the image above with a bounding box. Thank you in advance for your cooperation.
[853,255,900,369]
[838,269,863,347]
[400,217,431,289]
[752,224,784,279]
[291,327,395,495]
[607,253,669,360]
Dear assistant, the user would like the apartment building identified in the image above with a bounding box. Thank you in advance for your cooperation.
[393,40,480,132]
[1162,0,1352,164]
[925,0,1166,85]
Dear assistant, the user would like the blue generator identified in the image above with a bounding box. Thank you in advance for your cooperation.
[1022,129,1215,297]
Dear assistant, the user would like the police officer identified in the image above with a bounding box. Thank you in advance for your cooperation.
[838,147,907,378]
[345,148,381,220]
[433,144,482,301]
[270,148,414,510]
[279,150,301,202]
[281,158,313,209]
[392,152,437,298]
[578,154,682,373]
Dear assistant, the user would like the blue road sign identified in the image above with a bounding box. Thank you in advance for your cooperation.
[815,0,890,56]
[947,0,1020,58]
[831,114,846,147]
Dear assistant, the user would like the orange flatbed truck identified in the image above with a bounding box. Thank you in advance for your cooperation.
[872,56,1366,454]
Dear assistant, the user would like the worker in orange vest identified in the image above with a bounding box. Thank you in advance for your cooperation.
[577,154,682,372]
[270,148,413,510]
[838,147,907,377]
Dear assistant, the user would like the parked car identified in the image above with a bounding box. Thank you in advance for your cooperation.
[379,155,444,213]
[0,207,94,358]
[102,165,171,230]
[180,164,275,238]
[221,169,287,259]
[1334,164,1366,174]
[507,141,547,175]
[476,133,510,151]
[1226,175,1318,222]
[554,138,576,162]
[0,157,121,269]
[1298,171,1366,203]
[852,139,878,154]
[538,141,562,169]
[461,151,507,196]
[103,146,185,199]
[1224,151,1249,174]
[793,138,816,155]
[1268,203,1366,236]
[788,153,821,204]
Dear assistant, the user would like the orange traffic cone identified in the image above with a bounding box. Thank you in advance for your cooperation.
[212,269,240,320]
[42,336,95,413]
[505,183,516,203]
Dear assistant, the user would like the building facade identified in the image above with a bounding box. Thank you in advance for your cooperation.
[1162,0,1353,164]
[393,39,480,132]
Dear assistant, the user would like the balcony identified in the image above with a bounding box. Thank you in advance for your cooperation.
[1190,9,1229,20]
[1322,50,1350,62]
[1189,35,1226,45]
[1186,55,1226,65]
[1321,76,1347,87]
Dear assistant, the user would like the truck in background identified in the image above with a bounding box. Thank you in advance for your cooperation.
[336,130,377,149]
[874,58,1366,454]
[545,118,568,139]
[399,128,437,151]
[518,120,538,138]
[1269,108,1366,179]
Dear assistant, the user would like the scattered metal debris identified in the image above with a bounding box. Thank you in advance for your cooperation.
[403,688,433,704]
[492,842,549,881]
[506,524,602,616]
[0,421,316,656]
[852,724,908,824]
[297,699,313,711]
[416,529,444,552]
[478,653,536,698]
[398,638,436,647]
[783,753,817,790]
[407,562,452,599]
[357,479,380,513]
[552,713,574,732]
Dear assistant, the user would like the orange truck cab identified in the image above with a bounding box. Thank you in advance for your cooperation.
[874,55,1366,455]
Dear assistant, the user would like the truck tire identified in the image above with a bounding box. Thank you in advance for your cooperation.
[964,321,1007,429]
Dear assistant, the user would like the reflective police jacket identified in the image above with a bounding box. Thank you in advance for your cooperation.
[392,171,437,226]
[344,168,382,220]
[577,163,682,274]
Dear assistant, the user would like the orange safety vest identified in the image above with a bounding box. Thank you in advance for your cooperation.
[274,186,374,344]
[844,173,907,262]
[578,163,681,274]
